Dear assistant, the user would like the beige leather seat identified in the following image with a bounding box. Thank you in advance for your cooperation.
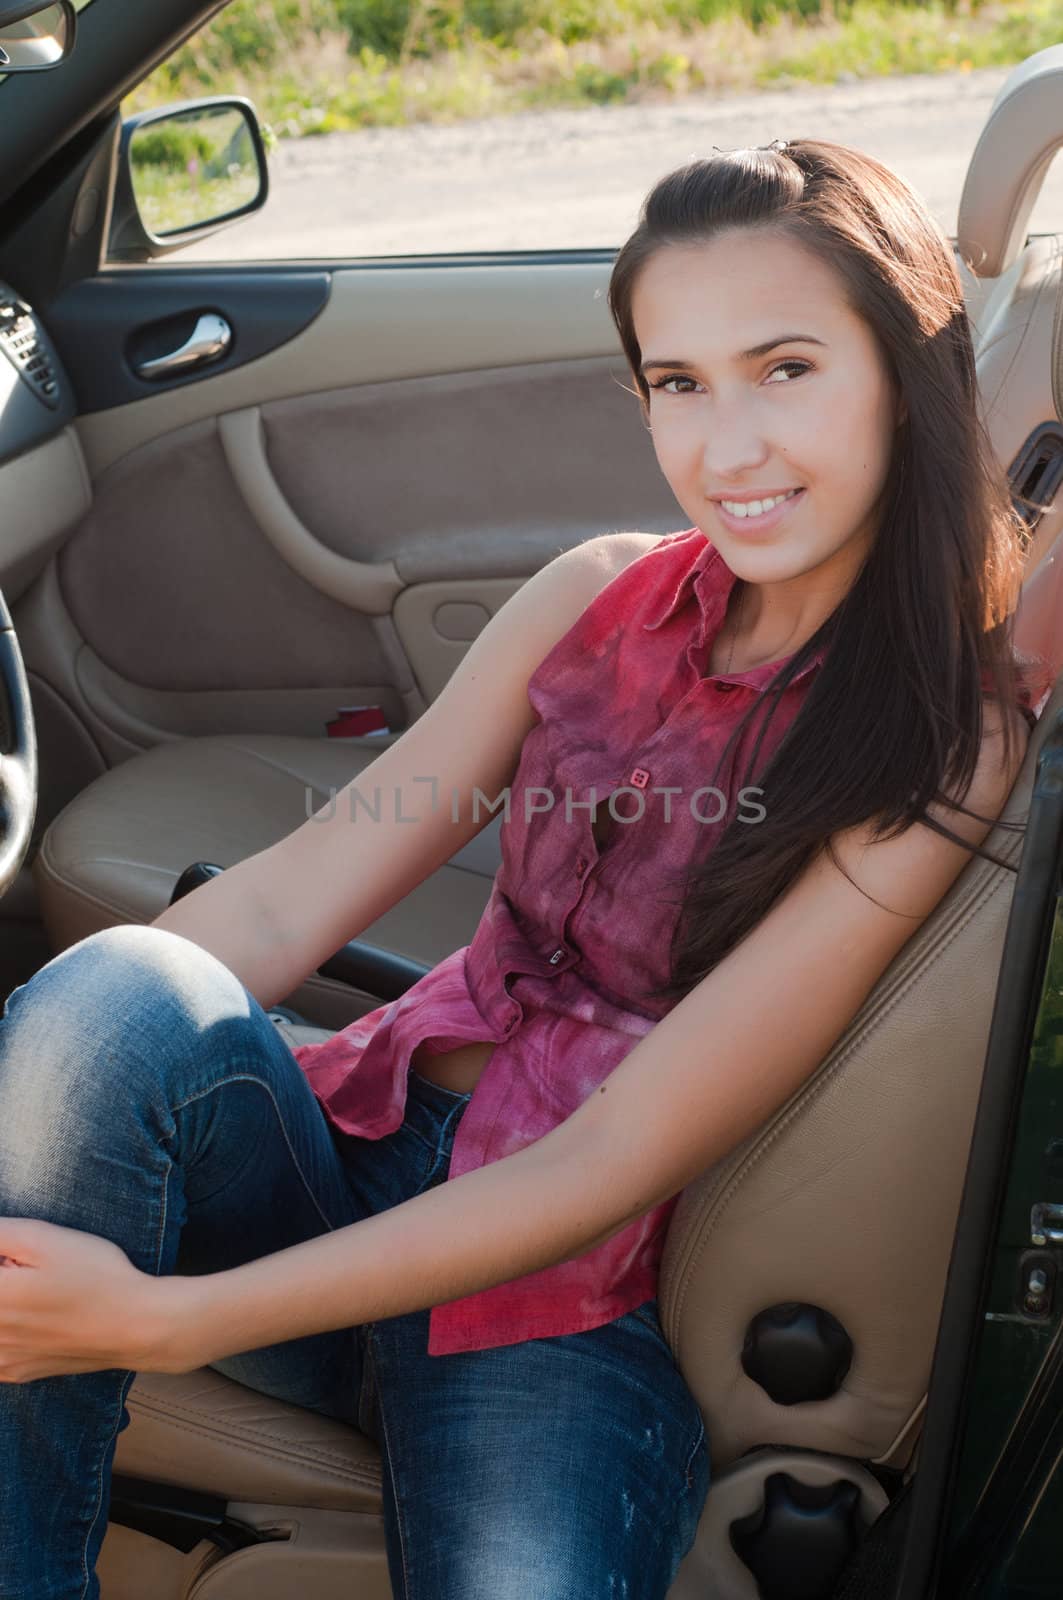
[33,731,504,1033]
[34,46,1063,1599]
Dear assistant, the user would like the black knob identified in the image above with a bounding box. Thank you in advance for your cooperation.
[742,1303,853,1405]
[730,1472,863,1600]
[169,861,224,906]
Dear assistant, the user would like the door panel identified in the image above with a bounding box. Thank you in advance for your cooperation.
[17,258,683,841]
[74,264,639,473]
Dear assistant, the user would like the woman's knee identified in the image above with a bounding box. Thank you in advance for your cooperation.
[3,924,255,1057]
[0,924,264,1200]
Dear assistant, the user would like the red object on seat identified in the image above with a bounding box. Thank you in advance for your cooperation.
[326,705,390,738]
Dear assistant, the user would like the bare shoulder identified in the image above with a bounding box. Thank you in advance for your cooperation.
[547,530,668,623]
[588,529,668,587]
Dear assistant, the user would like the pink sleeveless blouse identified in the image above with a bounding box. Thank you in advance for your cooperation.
[291,527,1048,1355]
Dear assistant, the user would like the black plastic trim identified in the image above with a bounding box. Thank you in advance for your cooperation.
[896,711,1063,1600]
[43,268,331,411]
[317,940,430,1001]
[109,1474,266,1556]
[1007,419,1063,540]
[948,1318,1063,1589]
[0,280,75,461]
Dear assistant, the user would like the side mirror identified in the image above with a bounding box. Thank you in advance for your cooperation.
[0,0,76,71]
[108,97,269,263]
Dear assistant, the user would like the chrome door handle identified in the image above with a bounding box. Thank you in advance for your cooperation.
[135,313,232,380]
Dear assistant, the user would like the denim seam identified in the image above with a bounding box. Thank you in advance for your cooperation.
[630,1304,660,1335]
[169,1069,338,1233]
[80,1148,179,1597]
[375,1383,412,1600]
[681,1414,706,1491]
[419,1095,470,1190]
[367,1087,467,1600]
[356,1330,378,1445]
[79,1373,128,1600]
[152,1150,173,1290]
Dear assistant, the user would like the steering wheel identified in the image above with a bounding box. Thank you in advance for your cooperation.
[0,585,37,897]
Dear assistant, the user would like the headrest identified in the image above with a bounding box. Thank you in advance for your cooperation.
[956,45,1063,279]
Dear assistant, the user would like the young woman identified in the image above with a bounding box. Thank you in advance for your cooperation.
[0,137,1048,1599]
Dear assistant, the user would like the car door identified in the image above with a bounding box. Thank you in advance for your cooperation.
[0,5,683,871]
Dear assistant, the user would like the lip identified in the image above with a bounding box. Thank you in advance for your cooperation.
[709,488,801,503]
[712,487,805,537]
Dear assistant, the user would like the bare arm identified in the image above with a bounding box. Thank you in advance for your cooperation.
[149,533,657,1010]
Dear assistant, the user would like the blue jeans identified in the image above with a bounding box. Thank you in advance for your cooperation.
[0,924,710,1599]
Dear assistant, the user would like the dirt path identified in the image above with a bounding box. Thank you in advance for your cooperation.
[181,65,1062,259]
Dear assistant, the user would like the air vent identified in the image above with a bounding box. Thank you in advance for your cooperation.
[0,297,60,410]
[1009,420,1063,548]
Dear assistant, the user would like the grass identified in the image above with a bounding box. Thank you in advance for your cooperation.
[123,0,1063,136]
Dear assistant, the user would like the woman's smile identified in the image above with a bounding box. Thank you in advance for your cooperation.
[712,485,806,536]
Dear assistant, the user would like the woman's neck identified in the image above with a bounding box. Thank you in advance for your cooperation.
[715,583,827,673]
[713,530,871,674]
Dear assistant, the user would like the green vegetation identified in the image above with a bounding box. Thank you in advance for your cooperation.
[130,124,216,172]
[124,0,1063,135]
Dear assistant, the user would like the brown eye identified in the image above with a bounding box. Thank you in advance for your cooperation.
[649,375,700,394]
[765,360,812,384]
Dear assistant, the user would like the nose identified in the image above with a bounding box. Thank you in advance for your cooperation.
[701,401,771,484]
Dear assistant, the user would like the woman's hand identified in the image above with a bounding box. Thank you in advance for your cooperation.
[0,1218,201,1381]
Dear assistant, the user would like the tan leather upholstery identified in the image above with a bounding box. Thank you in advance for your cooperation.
[32,732,501,1029]
[957,43,1063,278]
[117,1365,382,1514]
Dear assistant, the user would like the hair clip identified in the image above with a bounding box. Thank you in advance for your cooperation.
[710,138,790,155]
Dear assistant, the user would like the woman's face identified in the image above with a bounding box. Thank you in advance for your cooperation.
[630,227,903,592]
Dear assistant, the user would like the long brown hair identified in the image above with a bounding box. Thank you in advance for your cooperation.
[607,139,1036,1002]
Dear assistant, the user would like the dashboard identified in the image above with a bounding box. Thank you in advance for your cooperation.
[0,279,89,605]
[0,279,76,464]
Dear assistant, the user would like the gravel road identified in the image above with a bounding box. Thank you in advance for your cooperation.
[180,65,1063,259]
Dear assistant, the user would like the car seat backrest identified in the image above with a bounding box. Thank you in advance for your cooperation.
[659,672,1062,1472]
[956,44,1063,280]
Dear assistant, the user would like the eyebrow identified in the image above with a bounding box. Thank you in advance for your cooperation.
[640,334,827,375]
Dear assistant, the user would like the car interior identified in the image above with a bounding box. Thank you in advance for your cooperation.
[4,18,1063,1598]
